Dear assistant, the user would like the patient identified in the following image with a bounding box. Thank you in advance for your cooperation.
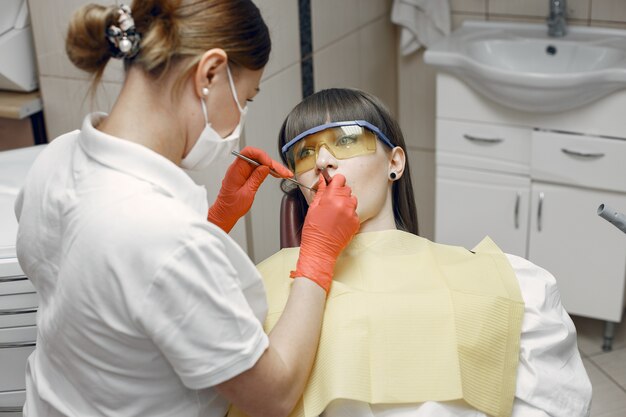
[232,88,592,417]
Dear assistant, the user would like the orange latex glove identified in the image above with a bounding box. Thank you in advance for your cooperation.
[290,174,360,294]
[208,146,293,233]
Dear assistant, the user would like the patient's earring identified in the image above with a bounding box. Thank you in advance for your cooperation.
[201,86,210,96]
[389,172,397,180]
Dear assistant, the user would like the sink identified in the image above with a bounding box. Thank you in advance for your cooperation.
[424,21,626,113]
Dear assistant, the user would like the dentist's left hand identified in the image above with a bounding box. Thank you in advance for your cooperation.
[208,146,293,233]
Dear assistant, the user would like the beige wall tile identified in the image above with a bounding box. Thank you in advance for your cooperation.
[40,76,121,139]
[406,148,435,240]
[591,0,626,22]
[488,0,591,20]
[313,31,360,91]
[256,0,300,80]
[451,0,487,14]
[244,64,302,263]
[311,0,360,51]
[358,17,398,116]
[590,20,626,29]
[28,0,124,83]
[488,14,555,24]
[397,50,436,150]
[452,12,487,30]
[358,0,393,26]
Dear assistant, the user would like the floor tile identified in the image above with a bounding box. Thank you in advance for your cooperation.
[591,348,626,390]
[583,359,626,416]
[593,405,626,417]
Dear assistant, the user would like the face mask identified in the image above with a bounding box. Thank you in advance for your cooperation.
[181,65,248,171]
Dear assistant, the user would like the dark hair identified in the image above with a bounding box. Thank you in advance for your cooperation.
[278,88,419,235]
[66,0,271,92]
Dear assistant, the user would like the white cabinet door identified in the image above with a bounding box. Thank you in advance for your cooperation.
[528,183,626,322]
[435,166,530,257]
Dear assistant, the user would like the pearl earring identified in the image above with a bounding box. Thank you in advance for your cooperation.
[201,87,210,96]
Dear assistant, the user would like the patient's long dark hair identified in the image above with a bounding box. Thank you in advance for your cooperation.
[277,88,419,235]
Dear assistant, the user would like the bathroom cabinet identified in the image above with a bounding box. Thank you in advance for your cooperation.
[434,73,626,345]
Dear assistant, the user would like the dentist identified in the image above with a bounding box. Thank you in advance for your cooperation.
[14,1,359,417]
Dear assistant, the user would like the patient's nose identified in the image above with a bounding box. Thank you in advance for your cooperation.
[315,145,337,173]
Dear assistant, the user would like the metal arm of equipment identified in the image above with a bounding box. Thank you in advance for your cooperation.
[598,204,626,234]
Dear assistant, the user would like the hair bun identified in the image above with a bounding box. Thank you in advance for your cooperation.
[66,4,117,74]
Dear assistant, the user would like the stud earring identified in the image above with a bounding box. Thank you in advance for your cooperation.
[201,86,210,96]
[389,172,397,180]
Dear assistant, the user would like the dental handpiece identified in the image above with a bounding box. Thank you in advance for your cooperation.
[597,204,626,234]
[230,150,316,192]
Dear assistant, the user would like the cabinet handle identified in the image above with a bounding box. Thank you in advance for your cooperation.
[537,192,544,232]
[0,307,38,316]
[0,275,27,283]
[0,407,23,413]
[561,148,605,158]
[514,192,521,229]
[0,341,36,349]
[463,134,504,144]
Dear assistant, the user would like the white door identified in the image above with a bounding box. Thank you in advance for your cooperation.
[435,166,530,256]
[528,182,626,322]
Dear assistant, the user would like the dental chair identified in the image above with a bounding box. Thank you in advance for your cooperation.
[279,189,304,249]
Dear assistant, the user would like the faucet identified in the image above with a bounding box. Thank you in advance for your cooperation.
[548,0,567,37]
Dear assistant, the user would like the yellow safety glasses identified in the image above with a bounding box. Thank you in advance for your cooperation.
[282,120,394,174]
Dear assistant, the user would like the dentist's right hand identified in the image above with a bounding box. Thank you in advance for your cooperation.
[290,173,359,294]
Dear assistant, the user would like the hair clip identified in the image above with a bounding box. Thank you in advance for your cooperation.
[106,4,141,59]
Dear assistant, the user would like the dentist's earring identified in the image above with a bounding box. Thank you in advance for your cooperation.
[389,172,397,180]
[201,86,210,96]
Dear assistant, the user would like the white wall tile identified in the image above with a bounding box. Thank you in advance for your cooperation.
[313,31,360,91]
[255,0,301,80]
[244,64,302,263]
[451,0,487,14]
[591,0,626,22]
[311,0,360,51]
[397,50,436,150]
[358,17,398,116]
[40,76,121,139]
[488,0,590,20]
[406,147,435,240]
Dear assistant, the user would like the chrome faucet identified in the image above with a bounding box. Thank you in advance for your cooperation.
[548,0,567,37]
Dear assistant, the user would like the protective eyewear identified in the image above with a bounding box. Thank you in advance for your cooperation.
[281,120,394,174]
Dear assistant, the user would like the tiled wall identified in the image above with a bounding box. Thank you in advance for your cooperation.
[399,0,626,242]
[26,0,397,263]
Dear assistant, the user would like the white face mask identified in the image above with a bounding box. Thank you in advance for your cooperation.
[181,65,248,171]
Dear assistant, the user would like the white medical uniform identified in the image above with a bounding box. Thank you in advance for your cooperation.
[15,113,269,417]
[321,254,592,417]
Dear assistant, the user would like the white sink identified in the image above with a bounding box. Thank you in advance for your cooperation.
[424,21,626,113]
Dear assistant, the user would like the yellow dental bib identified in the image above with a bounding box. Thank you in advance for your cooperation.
[230,230,524,417]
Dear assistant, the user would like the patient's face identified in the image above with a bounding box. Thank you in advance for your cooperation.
[296,141,396,232]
